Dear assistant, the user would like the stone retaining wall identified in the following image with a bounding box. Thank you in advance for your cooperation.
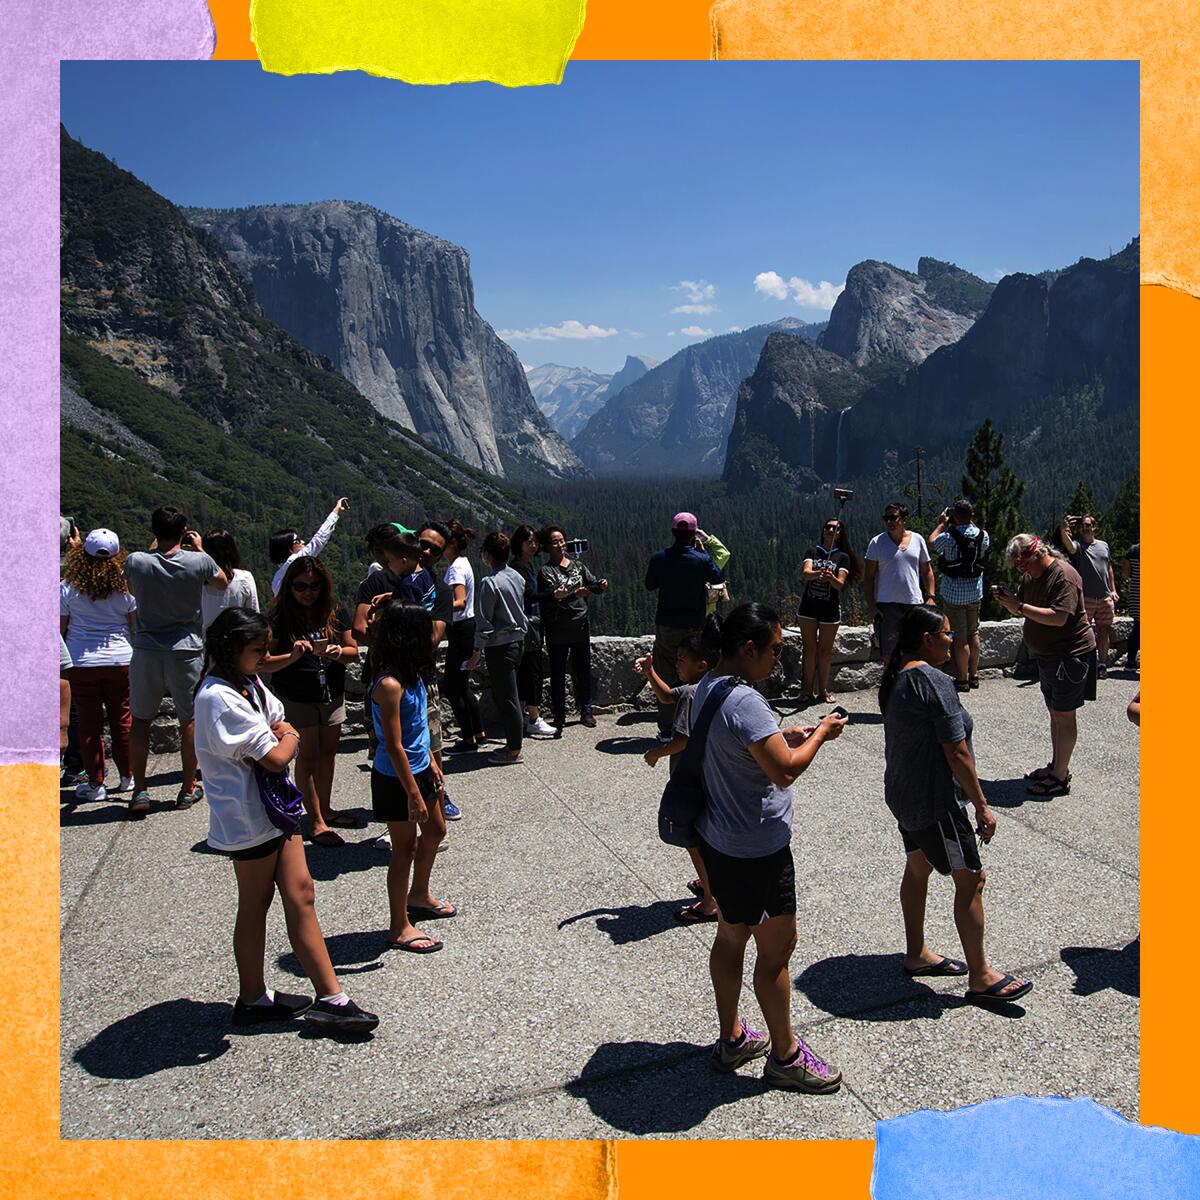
[133,617,1132,752]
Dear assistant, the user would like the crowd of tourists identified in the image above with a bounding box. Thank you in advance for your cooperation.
[57,495,1139,1080]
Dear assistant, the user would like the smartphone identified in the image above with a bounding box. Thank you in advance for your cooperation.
[831,705,848,719]
[310,637,329,653]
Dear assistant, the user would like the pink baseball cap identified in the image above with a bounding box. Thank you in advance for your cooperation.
[672,512,698,532]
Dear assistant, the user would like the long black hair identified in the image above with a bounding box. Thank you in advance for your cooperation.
[878,605,948,712]
[203,528,242,577]
[373,601,435,688]
[702,602,780,660]
[200,608,270,691]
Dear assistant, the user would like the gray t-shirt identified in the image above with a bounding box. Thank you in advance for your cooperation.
[1071,538,1113,599]
[692,673,791,858]
[668,682,696,738]
[883,663,975,831]
[124,549,220,652]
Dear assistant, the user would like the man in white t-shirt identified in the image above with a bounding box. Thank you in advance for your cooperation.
[864,501,936,662]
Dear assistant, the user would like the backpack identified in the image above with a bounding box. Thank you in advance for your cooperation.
[939,525,986,579]
[657,676,740,848]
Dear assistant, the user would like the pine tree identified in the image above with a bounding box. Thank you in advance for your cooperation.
[961,419,1026,617]
[1103,472,1140,555]
[1066,480,1099,522]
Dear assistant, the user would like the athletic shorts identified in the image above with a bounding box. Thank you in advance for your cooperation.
[1083,595,1116,628]
[900,804,982,875]
[371,765,441,823]
[279,694,347,729]
[426,680,443,755]
[798,593,840,625]
[943,601,981,642]
[129,648,203,723]
[226,833,288,862]
[697,837,797,927]
[1036,651,1098,711]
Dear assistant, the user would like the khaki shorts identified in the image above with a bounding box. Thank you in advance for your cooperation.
[1084,595,1116,627]
[280,695,347,729]
[129,648,202,723]
[426,678,443,755]
[943,601,981,642]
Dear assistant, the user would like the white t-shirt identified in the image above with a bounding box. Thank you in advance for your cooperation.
[59,581,137,667]
[866,531,930,605]
[195,675,286,853]
[444,556,475,621]
[201,568,260,630]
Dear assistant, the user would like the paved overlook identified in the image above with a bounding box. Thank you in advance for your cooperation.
[60,674,1139,1140]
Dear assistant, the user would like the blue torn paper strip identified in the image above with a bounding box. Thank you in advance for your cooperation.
[874,1096,1200,1199]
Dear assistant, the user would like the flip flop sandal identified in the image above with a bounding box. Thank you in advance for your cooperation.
[326,812,361,828]
[310,830,346,847]
[685,878,704,898]
[407,900,457,920]
[904,956,968,977]
[385,935,443,954]
[1027,775,1071,797]
[966,974,1033,1004]
[676,902,718,924]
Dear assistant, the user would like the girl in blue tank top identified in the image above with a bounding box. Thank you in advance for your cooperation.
[368,601,454,954]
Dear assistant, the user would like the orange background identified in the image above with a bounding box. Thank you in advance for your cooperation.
[29,2,1172,1197]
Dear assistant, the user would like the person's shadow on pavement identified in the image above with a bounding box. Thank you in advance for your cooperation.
[73,999,232,1079]
[1061,936,1139,997]
[558,899,687,945]
[276,929,387,977]
[567,1040,760,1134]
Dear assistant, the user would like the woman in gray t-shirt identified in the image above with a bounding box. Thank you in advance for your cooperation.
[879,606,1031,1005]
[695,604,847,1094]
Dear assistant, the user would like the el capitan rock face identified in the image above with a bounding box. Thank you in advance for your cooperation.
[572,320,819,475]
[817,257,992,368]
[188,201,584,481]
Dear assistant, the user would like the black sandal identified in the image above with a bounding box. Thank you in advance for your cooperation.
[1027,774,1070,797]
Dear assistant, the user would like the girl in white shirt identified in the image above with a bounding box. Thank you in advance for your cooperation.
[441,519,485,751]
[194,608,378,1034]
[200,529,260,629]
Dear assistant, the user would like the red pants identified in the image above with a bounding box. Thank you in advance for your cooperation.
[67,665,131,784]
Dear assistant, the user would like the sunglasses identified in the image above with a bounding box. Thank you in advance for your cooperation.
[769,642,783,658]
[419,539,444,558]
[823,523,840,531]
[883,513,902,522]
[291,580,323,592]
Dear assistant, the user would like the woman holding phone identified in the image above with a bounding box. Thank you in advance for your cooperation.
[263,556,358,846]
[798,517,861,704]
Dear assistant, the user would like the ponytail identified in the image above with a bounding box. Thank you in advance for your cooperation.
[877,605,947,712]
[704,602,780,659]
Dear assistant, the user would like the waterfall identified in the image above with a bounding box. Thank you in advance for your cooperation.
[835,407,848,482]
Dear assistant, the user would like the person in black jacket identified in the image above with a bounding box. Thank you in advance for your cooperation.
[645,512,723,739]
[510,524,557,738]
[537,525,608,733]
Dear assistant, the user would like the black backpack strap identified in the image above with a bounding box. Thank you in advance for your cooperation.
[678,676,739,770]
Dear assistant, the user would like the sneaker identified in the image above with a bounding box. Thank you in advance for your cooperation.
[304,996,379,1034]
[763,1039,842,1094]
[174,784,204,810]
[442,798,462,820]
[444,740,479,755]
[656,730,675,745]
[112,774,134,794]
[128,790,151,816]
[1097,661,1108,678]
[374,831,392,850]
[712,1018,771,1073]
[63,768,89,788]
[232,991,313,1026]
[580,710,597,729]
[74,781,107,803]
[526,717,558,738]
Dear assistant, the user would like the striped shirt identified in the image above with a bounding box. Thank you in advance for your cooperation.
[935,525,990,607]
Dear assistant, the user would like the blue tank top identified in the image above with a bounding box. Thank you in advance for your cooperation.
[370,673,430,777]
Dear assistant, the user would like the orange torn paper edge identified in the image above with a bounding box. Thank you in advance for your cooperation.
[249,0,587,86]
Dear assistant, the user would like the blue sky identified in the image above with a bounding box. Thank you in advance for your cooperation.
[61,61,1138,374]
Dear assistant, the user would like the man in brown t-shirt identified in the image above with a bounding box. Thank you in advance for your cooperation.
[993,534,1097,798]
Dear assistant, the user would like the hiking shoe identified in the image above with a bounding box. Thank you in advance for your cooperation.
[763,1040,842,1094]
[232,991,313,1026]
[112,774,134,794]
[74,781,107,803]
[128,790,151,816]
[175,784,204,810]
[712,1018,771,1072]
[304,997,379,1034]
[526,717,557,738]
[580,710,597,729]
[442,798,462,820]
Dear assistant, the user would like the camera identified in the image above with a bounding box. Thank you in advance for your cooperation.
[565,537,589,556]
[833,487,854,507]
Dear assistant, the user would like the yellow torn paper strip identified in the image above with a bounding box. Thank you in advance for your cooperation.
[250,0,587,86]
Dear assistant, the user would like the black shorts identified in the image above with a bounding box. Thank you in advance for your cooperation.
[900,804,982,874]
[697,838,797,926]
[371,766,440,822]
[228,834,287,861]
[1036,651,1098,711]
[798,593,840,625]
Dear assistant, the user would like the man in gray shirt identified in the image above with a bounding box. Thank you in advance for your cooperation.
[1060,513,1118,674]
[123,506,227,815]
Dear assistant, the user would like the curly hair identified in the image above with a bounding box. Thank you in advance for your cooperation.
[270,556,338,644]
[373,601,435,688]
[62,544,129,600]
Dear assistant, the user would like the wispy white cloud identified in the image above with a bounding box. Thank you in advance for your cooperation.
[679,325,714,338]
[754,271,844,310]
[672,302,717,315]
[675,279,717,304]
[989,268,1010,281]
[499,320,620,341]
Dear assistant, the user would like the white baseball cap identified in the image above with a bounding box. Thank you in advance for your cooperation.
[84,528,120,558]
